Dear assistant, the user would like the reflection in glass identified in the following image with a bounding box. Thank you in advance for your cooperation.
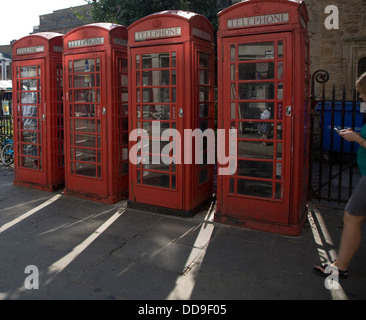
[199,70,210,85]
[199,87,210,101]
[238,141,273,159]
[74,74,95,88]
[237,179,273,198]
[20,66,37,78]
[278,62,283,80]
[237,160,273,179]
[230,45,236,61]
[277,83,284,100]
[278,41,283,58]
[143,88,170,103]
[199,52,209,68]
[199,103,209,118]
[74,89,95,102]
[239,83,274,100]
[142,105,170,120]
[238,102,274,120]
[239,62,275,80]
[73,59,96,73]
[142,53,170,69]
[20,79,38,90]
[142,171,170,188]
[238,42,275,60]
[75,162,97,177]
[143,70,170,86]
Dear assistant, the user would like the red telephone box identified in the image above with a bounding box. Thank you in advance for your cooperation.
[63,23,128,204]
[128,11,215,215]
[216,0,310,235]
[12,33,64,191]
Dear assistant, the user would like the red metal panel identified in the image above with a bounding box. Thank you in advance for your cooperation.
[216,0,309,235]
[63,23,128,204]
[128,11,214,215]
[12,33,64,191]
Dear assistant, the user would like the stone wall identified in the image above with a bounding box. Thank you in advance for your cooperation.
[305,0,366,98]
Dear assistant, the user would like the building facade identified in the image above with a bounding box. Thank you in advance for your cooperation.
[32,4,92,34]
[305,0,366,97]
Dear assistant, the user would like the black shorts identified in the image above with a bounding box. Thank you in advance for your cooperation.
[345,176,366,216]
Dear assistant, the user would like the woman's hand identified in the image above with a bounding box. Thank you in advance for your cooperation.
[339,129,362,143]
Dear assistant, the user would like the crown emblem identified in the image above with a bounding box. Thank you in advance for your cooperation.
[252,4,261,14]
[153,19,162,28]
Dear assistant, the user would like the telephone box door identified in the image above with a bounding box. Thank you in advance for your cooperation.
[14,59,46,183]
[130,45,183,209]
[64,53,107,196]
[220,32,293,223]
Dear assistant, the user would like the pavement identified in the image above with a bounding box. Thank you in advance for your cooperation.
[0,164,366,301]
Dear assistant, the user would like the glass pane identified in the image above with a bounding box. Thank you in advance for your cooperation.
[237,179,273,198]
[276,143,283,159]
[199,87,210,101]
[239,62,275,80]
[73,59,96,73]
[73,148,96,162]
[230,45,236,61]
[238,141,274,159]
[238,83,274,100]
[277,82,283,99]
[237,160,273,179]
[75,134,97,148]
[238,102,274,120]
[142,88,170,103]
[20,79,37,90]
[199,52,209,68]
[74,119,96,133]
[74,104,95,117]
[171,52,176,68]
[142,105,170,120]
[142,70,170,86]
[21,92,37,104]
[278,62,283,80]
[74,89,95,102]
[199,103,209,118]
[238,42,275,60]
[20,66,37,78]
[199,70,210,85]
[74,74,95,88]
[20,144,39,158]
[142,163,171,172]
[21,105,37,118]
[75,162,96,177]
[21,156,39,169]
[21,131,38,143]
[278,41,283,58]
[231,65,235,81]
[142,53,170,69]
[142,171,170,188]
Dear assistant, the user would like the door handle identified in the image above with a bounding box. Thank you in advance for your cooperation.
[286,106,292,116]
[179,108,183,118]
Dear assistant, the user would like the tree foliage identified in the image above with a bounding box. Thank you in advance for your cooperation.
[87,0,219,31]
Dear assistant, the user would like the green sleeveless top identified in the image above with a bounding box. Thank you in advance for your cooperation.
[357,124,366,176]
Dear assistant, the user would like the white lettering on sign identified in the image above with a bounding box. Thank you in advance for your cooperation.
[16,45,45,55]
[192,27,211,41]
[114,38,128,46]
[135,27,181,41]
[227,13,289,29]
[68,37,104,48]
[53,46,63,53]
